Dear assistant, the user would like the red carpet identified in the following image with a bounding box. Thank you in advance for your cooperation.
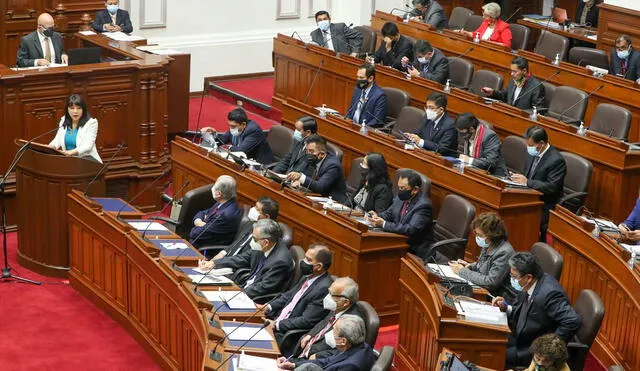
[0,232,159,370]
[189,96,278,133]
[215,77,275,105]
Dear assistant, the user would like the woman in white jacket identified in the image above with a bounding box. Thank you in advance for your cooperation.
[49,94,102,163]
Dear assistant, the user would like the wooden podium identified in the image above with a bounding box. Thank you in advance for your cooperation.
[15,142,105,277]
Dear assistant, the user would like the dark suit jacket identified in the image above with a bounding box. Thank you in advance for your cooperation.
[575,0,600,27]
[296,305,365,359]
[406,48,449,84]
[224,222,253,257]
[299,343,377,371]
[609,48,640,81]
[215,241,293,299]
[92,9,133,34]
[507,274,582,367]
[380,194,434,260]
[351,182,393,214]
[301,152,348,204]
[218,120,274,164]
[413,112,457,156]
[189,199,243,247]
[268,273,332,334]
[491,75,546,111]
[345,82,388,127]
[410,0,449,30]
[16,31,65,67]
[524,145,566,231]
[622,197,640,231]
[273,138,309,174]
[463,124,508,177]
[373,35,414,71]
[310,23,363,54]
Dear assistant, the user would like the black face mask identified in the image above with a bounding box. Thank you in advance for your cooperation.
[356,79,369,89]
[398,189,413,201]
[42,27,55,38]
[306,153,319,165]
[299,261,315,276]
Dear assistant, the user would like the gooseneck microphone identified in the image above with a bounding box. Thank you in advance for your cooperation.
[83,142,126,195]
[213,321,270,370]
[558,85,604,124]
[115,169,170,219]
[304,59,325,104]
[513,70,561,105]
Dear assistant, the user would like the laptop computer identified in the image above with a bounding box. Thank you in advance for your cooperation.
[68,47,102,66]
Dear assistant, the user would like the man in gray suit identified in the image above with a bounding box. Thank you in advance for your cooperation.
[410,0,449,30]
[17,13,68,67]
[310,11,363,57]
[455,113,508,177]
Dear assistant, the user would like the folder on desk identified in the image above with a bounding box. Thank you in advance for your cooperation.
[231,354,279,371]
[455,299,507,326]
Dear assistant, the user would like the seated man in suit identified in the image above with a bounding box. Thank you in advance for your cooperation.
[273,116,318,174]
[310,10,363,56]
[510,126,566,239]
[456,113,508,177]
[278,315,376,371]
[17,13,68,67]
[609,34,640,84]
[258,244,333,353]
[482,57,546,111]
[189,175,243,249]
[372,22,414,71]
[404,92,457,156]
[286,135,348,204]
[201,107,274,164]
[409,0,449,30]
[214,219,293,301]
[492,252,581,369]
[345,64,388,127]
[401,40,449,84]
[92,0,133,34]
[368,169,434,260]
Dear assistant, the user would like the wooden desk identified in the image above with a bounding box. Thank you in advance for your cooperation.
[171,137,408,325]
[397,254,509,370]
[517,19,597,46]
[272,34,640,223]
[370,11,640,143]
[548,207,640,371]
[274,96,542,257]
[436,347,496,371]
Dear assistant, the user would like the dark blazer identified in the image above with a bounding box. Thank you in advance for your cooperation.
[189,199,243,248]
[491,75,546,111]
[413,112,457,156]
[351,182,393,214]
[410,0,449,30]
[218,120,274,164]
[299,343,377,371]
[345,82,388,127]
[622,197,640,231]
[296,305,365,359]
[268,273,332,334]
[215,241,293,300]
[506,273,582,368]
[524,145,567,232]
[406,48,449,84]
[16,31,65,67]
[380,194,434,260]
[310,23,363,54]
[609,48,640,81]
[92,9,133,34]
[223,222,254,257]
[373,35,414,71]
[301,152,348,204]
[458,240,515,299]
[273,138,309,174]
[575,0,600,27]
[463,124,508,177]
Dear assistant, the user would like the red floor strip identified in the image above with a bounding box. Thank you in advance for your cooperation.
[214,77,275,105]
[189,96,278,132]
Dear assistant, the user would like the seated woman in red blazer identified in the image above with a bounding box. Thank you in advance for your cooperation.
[457,2,512,49]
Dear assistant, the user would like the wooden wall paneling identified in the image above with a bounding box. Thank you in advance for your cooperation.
[596,4,640,52]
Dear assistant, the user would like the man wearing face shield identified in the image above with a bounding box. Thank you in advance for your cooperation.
[17,13,68,67]
[401,40,449,84]
[257,244,333,355]
[273,116,318,174]
[310,11,363,56]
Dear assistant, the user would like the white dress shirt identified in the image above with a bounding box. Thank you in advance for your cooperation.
[418,112,444,148]
[322,29,335,51]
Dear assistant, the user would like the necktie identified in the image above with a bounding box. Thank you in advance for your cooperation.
[323,31,333,50]
[232,134,239,147]
[43,37,51,62]
[249,256,266,280]
[516,292,531,332]
[303,315,336,357]
[353,90,366,124]
[528,156,541,178]
[422,62,430,75]
[621,59,628,75]
[207,204,220,218]
[400,201,409,218]
[276,279,310,322]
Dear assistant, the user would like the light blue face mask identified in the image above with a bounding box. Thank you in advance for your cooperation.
[617,49,630,60]
[107,4,119,14]
[475,235,489,248]
[511,276,523,291]
[317,20,330,32]
[527,145,539,156]
[293,130,303,141]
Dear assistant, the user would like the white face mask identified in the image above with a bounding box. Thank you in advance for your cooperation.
[417,57,428,64]
[230,128,240,136]
[322,293,337,311]
[425,108,438,121]
[248,207,261,222]
[317,20,330,32]
[324,331,337,348]
[211,188,218,200]
[249,238,263,251]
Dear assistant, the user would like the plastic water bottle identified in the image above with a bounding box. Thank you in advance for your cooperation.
[529,106,538,121]
[473,32,480,43]
[323,197,334,214]
[359,120,368,135]
[591,223,600,238]
[629,251,636,270]
[577,122,587,136]
[444,79,451,93]
[319,104,327,118]
[552,53,561,66]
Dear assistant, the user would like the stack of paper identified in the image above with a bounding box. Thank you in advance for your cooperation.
[188,274,233,285]
[427,264,475,286]
[202,290,256,309]
[455,299,507,325]
[104,31,145,42]
[192,267,233,276]
[160,242,188,250]
[233,354,279,371]
[222,326,273,341]
[128,221,168,232]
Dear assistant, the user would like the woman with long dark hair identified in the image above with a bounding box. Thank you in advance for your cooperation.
[49,94,102,162]
[351,152,392,213]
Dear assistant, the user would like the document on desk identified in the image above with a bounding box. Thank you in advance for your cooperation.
[78,30,97,36]
[202,290,253,304]
[160,242,189,250]
[233,353,279,371]
[128,221,168,231]
[455,299,508,326]
[580,216,618,230]
[188,274,233,285]
[222,326,273,341]
[427,264,474,285]
[620,243,640,255]
[192,267,234,276]
[104,31,145,41]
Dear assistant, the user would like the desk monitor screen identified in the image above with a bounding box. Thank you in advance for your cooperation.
[552,7,568,23]
[68,47,102,66]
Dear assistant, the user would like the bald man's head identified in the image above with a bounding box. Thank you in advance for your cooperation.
[37,13,55,34]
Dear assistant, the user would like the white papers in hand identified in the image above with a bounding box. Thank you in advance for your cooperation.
[222,326,272,341]
[234,354,279,371]
[128,221,168,231]
[160,242,188,250]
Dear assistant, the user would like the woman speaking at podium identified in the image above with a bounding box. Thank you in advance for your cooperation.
[49,94,102,163]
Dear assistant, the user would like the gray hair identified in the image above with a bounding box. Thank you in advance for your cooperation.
[253,219,282,243]
[482,2,501,19]
[334,277,359,303]
[212,175,237,200]
[335,314,366,346]
[616,34,632,46]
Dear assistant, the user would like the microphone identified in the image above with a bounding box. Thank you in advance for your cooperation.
[558,85,604,124]
[115,169,170,219]
[304,59,324,104]
[192,80,209,143]
[214,321,270,370]
[322,23,360,55]
[390,8,411,16]
[456,47,474,59]
[535,12,554,54]
[503,6,523,23]
[513,70,561,105]
[3,126,61,185]
[291,31,306,44]
[83,142,126,195]
[168,209,226,270]
[141,180,190,240]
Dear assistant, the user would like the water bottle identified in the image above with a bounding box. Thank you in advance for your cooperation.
[323,196,334,214]
[629,251,636,270]
[359,120,368,135]
[591,223,600,238]
[552,53,560,66]
[404,13,410,23]
[473,32,480,43]
[577,122,587,136]
[529,106,538,121]
[319,104,327,118]
[444,79,451,93]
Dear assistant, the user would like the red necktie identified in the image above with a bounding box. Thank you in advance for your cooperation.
[303,315,336,357]
[400,201,409,217]
[621,59,628,75]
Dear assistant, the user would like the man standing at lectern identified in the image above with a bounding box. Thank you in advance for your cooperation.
[17,13,68,67]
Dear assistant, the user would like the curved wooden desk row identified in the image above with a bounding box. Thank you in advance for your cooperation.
[272,34,640,222]
[273,96,543,258]
[171,137,408,325]
[548,207,640,371]
[371,11,640,142]
[67,190,279,370]
[396,254,509,371]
